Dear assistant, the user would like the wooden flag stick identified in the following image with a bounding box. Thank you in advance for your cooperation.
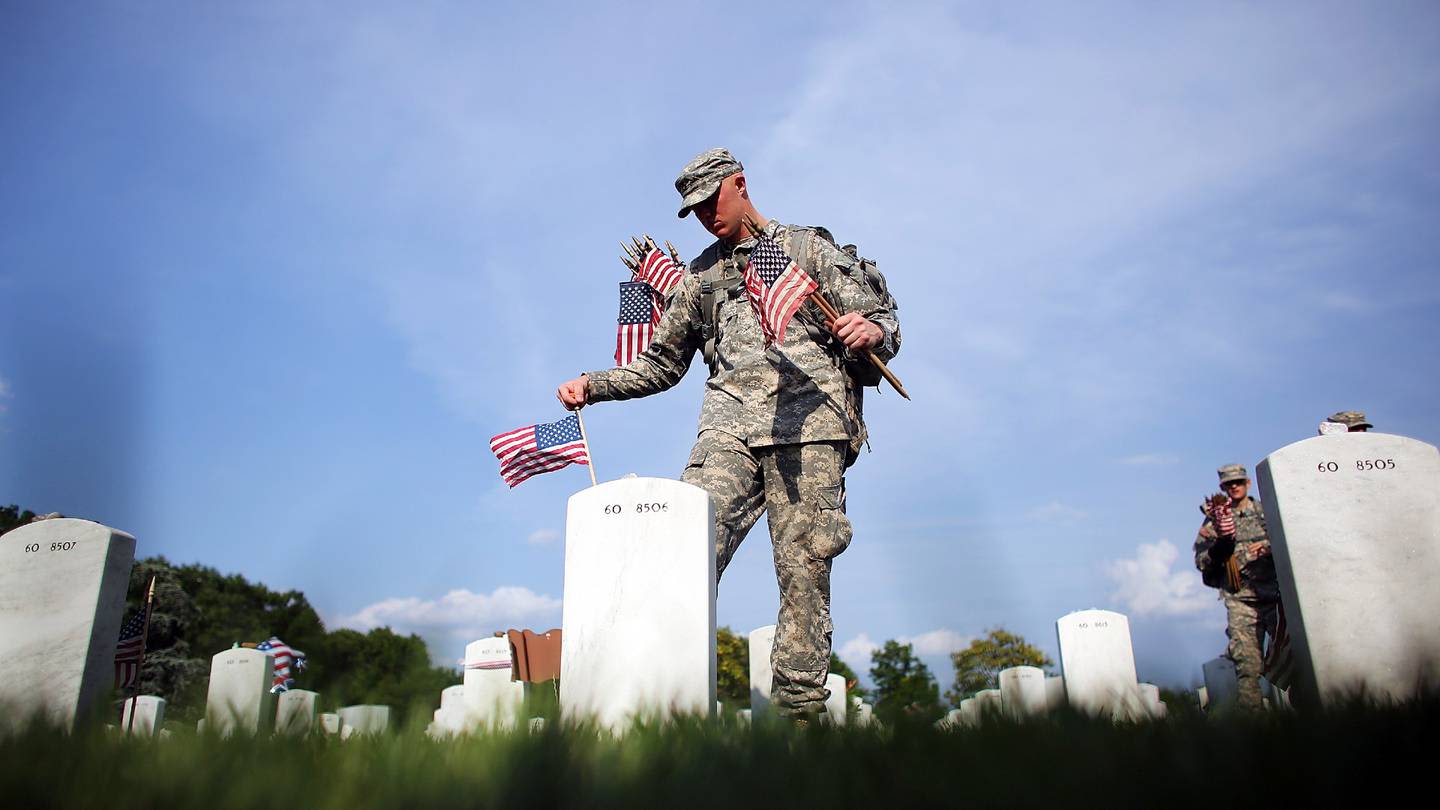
[742,215,910,400]
[574,408,598,488]
[125,575,159,734]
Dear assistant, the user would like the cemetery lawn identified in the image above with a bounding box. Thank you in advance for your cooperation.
[3,701,1432,809]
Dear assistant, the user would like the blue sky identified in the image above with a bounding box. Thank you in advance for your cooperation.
[3,1,1438,691]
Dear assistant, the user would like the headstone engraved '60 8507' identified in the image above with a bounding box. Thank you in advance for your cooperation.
[999,666,1048,717]
[1056,609,1138,716]
[204,647,276,736]
[1257,433,1440,705]
[463,637,522,731]
[0,519,136,728]
[276,689,318,736]
[560,478,716,730]
[748,625,776,717]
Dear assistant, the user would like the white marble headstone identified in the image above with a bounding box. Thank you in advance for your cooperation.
[823,673,847,724]
[1137,683,1165,719]
[1196,686,1208,710]
[958,698,978,727]
[1257,433,1440,705]
[855,702,874,726]
[0,519,136,728]
[463,637,521,730]
[337,704,390,735]
[560,478,716,730]
[1202,657,1238,710]
[319,712,341,736]
[998,666,1048,717]
[276,689,318,736]
[748,625,776,717]
[1056,609,1139,716]
[975,688,1003,721]
[204,647,276,736]
[121,695,165,737]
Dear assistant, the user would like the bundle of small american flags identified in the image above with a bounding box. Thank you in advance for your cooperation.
[256,636,307,693]
[490,413,591,488]
[616,246,684,366]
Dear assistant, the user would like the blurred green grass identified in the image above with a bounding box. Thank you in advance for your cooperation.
[2,700,1431,809]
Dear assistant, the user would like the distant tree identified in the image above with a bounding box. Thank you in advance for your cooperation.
[0,504,39,536]
[946,628,1054,707]
[716,626,750,705]
[869,640,940,723]
[829,653,870,704]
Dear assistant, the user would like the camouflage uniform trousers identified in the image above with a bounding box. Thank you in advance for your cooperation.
[680,429,853,716]
[1224,593,1279,710]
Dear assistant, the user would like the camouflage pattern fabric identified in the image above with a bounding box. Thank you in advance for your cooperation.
[586,219,900,448]
[1193,495,1279,602]
[1224,594,1280,710]
[679,430,852,715]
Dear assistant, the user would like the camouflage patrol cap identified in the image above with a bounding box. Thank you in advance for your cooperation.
[1326,410,1373,430]
[1217,464,1248,485]
[675,147,743,218]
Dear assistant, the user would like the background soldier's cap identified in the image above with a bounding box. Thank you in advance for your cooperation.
[1326,410,1373,429]
[1217,464,1248,485]
[675,147,743,218]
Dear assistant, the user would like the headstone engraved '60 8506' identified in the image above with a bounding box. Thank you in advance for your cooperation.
[0,519,136,728]
[204,647,276,736]
[1257,433,1440,705]
[999,666,1048,717]
[748,625,776,717]
[276,689,318,736]
[463,637,522,731]
[560,478,716,730]
[1056,609,1139,716]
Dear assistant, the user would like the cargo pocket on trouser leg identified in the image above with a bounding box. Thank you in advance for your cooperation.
[807,481,853,560]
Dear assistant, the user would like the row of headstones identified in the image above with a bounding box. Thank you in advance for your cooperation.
[746,625,874,725]
[425,637,528,737]
[197,646,391,737]
[1199,657,1290,712]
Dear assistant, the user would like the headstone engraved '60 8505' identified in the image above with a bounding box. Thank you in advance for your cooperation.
[463,637,522,731]
[1056,609,1138,716]
[748,625,777,717]
[0,519,136,728]
[204,647,276,736]
[276,689,318,736]
[1257,433,1440,706]
[560,478,715,730]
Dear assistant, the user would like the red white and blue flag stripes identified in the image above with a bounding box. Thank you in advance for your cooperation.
[490,413,591,488]
[616,281,656,366]
[744,235,818,345]
[636,248,684,300]
[256,637,307,693]
[113,610,146,690]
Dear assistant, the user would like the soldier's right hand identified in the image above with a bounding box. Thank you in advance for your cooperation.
[556,374,590,410]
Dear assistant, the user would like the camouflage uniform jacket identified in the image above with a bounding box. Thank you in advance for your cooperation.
[1193,496,1279,602]
[586,220,900,448]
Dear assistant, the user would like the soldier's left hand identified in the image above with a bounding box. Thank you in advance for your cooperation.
[1246,542,1270,559]
[827,312,883,350]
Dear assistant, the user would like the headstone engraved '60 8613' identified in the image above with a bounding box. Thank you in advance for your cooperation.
[1056,609,1138,716]
[204,647,276,736]
[121,695,165,737]
[560,478,715,730]
[276,689,318,736]
[748,625,776,717]
[463,637,522,731]
[0,519,136,728]
[1257,433,1440,705]
[1202,657,1238,710]
[999,666,1048,717]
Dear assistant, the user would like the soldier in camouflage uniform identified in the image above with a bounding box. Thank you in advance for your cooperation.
[557,148,900,717]
[1194,464,1280,710]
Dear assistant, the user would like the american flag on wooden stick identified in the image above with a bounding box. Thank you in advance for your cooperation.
[744,235,818,345]
[490,413,591,488]
[113,610,146,690]
[615,281,656,366]
[636,248,684,300]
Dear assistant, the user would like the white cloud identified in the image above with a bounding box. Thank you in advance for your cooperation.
[1104,540,1217,618]
[526,528,560,545]
[1119,454,1180,466]
[332,586,561,645]
[837,628,973,666]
